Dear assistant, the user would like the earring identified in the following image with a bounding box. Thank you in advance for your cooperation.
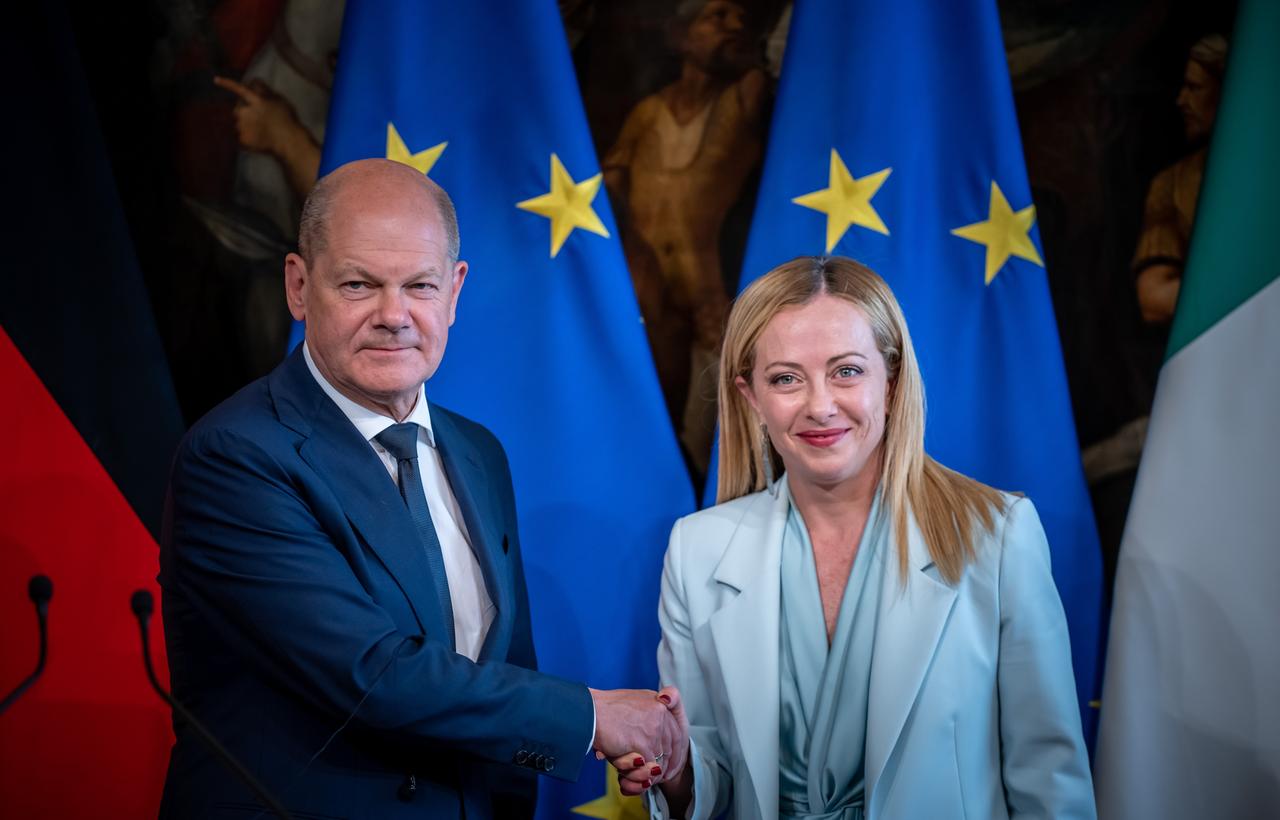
[760,424,779,496]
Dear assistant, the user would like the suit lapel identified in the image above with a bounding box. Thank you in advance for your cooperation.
[270,350,451,642]
[707,480,791,818]
[429,407,513,663]
[865,512,959,811]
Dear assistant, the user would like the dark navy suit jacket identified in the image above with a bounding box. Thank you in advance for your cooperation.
[158,348,593,819]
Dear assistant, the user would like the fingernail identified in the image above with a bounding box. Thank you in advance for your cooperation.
[650,766,662,776]
[645,779,653,788]
[658,694,672,704]
[633,757,645,768]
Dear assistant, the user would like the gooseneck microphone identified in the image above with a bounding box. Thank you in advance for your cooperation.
[130,589,294,820]
[0,574,53,716]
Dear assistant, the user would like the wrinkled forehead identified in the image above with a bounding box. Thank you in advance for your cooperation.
[330,178,439,229]
[317,209,450,272]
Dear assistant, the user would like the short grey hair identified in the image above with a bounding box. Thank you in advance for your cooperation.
[297,166,461,265]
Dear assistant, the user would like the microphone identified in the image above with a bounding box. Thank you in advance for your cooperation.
[0,574,53,716]
[130,589,294,820]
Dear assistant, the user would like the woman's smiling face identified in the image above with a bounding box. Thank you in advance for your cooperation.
[737,294,891,492]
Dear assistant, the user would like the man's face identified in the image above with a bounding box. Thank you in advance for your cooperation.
[1177,59,1221,144]
[285,183,466,419]
[682,0,753,76]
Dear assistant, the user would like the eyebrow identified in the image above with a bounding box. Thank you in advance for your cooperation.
[333,264,443,280]
[763,352,868,369]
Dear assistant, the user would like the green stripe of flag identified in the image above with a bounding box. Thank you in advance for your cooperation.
[1167,0,1280,359]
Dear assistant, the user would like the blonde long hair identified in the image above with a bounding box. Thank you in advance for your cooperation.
[717,256,1006,584]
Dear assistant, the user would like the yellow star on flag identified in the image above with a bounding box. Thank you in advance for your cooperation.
[950,181,1044,285]
[385,122,446,176]
[571,766,649,820]
[792,148,892,252]
[517,153,610,257]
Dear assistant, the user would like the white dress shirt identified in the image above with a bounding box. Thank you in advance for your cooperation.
[303,344,495,661]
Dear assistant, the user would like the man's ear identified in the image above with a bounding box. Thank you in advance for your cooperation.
[447,260,468,326]
[284,253,308,322]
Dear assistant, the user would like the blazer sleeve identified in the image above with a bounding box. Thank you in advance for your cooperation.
[164,425,594,781]
[648,516,733,820]
[996,497,1097,820]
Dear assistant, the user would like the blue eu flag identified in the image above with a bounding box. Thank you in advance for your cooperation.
[736,0,1102,735]
[316,1,695,813]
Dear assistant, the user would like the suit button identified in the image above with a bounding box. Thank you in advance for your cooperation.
[515,749,529,765]
[543,756,556,772]
[531,753,545,769]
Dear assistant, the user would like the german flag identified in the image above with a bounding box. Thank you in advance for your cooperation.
[0,3,184,815]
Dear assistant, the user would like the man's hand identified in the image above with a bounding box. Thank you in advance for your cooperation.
[213,75,321,196]
[213,75,306,156]
[596,686,690,798]
[590,687,681,787]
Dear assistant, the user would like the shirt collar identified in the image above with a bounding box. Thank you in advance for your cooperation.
[302,342,436,447]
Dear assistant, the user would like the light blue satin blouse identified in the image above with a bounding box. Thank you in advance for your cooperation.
[778,492,888,820]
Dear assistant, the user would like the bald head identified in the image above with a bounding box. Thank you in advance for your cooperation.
[298,158,460,266]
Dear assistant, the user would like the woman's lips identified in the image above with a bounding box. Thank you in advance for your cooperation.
[796,428,848,448]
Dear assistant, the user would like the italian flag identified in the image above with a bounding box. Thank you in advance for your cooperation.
[1094,1,1280,817]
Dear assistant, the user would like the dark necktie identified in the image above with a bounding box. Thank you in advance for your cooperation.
[374,422,455,649]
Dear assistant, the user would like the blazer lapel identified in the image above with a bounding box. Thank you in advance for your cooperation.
[865,512,959,810]
[707,480,792,818]
[429,407,513,663]
[271,350,451,642]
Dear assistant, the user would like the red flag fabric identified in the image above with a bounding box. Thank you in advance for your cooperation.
[0,327,172,818]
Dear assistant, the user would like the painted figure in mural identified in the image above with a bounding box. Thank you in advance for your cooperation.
[604,0,769,478]
[1133,33,1227,325]
[1081,32,1228,587]
[155,0,345,421]
[213,0,344,239]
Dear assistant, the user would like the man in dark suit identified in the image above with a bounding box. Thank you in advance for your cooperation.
[159,158,680,819]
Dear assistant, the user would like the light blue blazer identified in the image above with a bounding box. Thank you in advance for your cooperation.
[650,478,1095,820]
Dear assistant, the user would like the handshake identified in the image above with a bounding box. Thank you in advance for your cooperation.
[590,686,690,798]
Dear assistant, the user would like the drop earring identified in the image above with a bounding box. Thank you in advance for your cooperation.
[760,423,779,496]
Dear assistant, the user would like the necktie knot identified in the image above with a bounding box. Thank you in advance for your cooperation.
[375,422,420,461]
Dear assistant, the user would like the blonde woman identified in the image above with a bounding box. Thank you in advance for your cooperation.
[625,257,1094,819]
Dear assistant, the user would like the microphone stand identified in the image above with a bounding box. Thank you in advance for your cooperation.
[131,590,294,820]
[0,575,52,716]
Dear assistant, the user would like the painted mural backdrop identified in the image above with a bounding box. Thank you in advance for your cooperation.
[0,0,1241,815]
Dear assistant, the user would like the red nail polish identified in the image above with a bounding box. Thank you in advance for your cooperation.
[658,694,672,704]
[633,757,645,768]
[645,779,653,788]
[650,765,662,776]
